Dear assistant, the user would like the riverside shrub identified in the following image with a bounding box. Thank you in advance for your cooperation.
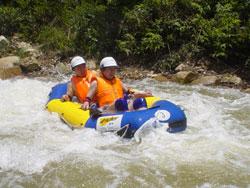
[0,0,249,72]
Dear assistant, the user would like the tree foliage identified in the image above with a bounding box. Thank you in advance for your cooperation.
[0,0,249,71]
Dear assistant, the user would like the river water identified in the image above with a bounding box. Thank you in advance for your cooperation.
[0,77,249,188]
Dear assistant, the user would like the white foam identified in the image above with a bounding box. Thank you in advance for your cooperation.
[0,78,249,187]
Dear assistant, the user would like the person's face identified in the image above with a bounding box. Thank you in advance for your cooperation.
[101,67,117,80]
[74,64,87,77]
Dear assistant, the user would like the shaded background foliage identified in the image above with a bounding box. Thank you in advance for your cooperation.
[0,0,249,72]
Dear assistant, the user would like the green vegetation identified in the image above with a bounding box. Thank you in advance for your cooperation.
[0,0,249,72]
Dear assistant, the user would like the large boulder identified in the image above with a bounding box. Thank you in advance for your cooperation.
[0,66,22,79]
[16,41,40,57]
[55,62,71,75]
[153,74,170,82]
[191,75,219,85]
[0,56,22,79]
[173,71,199,84]
[0,35,9,51]
[220,74,243,85]
[0,56,20,67]
[244,88,250,93]
[19,56,44,74]
[22,63,41,73]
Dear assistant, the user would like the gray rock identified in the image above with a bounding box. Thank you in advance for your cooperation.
[173,71,199,84]
[16,41,40,57]
[220,74,243,85]
[55,62,71,74]
[0,56,23,79]
[191,75,219,85]
[153,74,169,82]
[16,41,32,49]
[0,35,9,50]
[0,56,20,68]
[22,63,41,73]
[244,88,250,93]
[0,66,22,80]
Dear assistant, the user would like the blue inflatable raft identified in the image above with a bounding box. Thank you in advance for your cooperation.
[46,83,187,138]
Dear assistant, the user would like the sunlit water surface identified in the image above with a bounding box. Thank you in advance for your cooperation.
[0,77,249,188]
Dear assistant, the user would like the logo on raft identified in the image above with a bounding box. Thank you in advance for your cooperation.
[96,115,123,132]
[99,116,119,126]
[154,110,170,121]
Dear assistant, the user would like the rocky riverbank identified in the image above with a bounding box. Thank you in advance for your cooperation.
[1,35,250,93]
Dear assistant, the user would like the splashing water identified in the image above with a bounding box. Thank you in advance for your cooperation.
[0,77,249,187]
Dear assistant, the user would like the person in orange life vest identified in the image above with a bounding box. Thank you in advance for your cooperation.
[81,56,152,111]
[61,56,96,105]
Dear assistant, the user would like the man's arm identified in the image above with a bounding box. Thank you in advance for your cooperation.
[122,82,153,98]
[61,82,74,101]
[81,80,97,110]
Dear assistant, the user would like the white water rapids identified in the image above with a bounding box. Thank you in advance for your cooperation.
[0,77,249,187]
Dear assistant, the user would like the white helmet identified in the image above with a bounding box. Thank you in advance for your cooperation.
[100,57,118,69]
[70,56,86,69]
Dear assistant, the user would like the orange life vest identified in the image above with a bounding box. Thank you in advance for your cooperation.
[95,76,124,107]
[71,69,96,103]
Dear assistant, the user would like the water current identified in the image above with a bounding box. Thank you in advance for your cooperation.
[0,77,249,188]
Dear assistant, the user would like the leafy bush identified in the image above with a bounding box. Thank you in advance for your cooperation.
[117,34,136,56]
[0,7,22,35]
[37,26,72,53]
[153,53,181,73]
[0,0,249,73]
[141,32,165,52]
[72,2,106,56]
[194,3,241,58]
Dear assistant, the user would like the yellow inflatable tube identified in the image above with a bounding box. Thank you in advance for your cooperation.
[46,99,90,128]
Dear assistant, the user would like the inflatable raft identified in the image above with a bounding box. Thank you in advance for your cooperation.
[46,83,187,138]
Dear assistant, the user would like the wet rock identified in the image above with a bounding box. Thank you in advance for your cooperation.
[23,48,40,57]
[153,74,169,82]
[16,41,32,50]
[0,56,22,79]
[21,63,41,73]
[21,56,39,65]
[0,56,20,67]
[220,74,243,85]
[244,88,250,93]
[55,62,71,75]
[191,75,219,85]
[19,56,43,73]
[0,66,22,79]
[0,35,9,50]
[173,71,199,84]
[11,40,40,59]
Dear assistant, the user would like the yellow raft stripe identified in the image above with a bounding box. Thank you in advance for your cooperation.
[46,99,90,128]
[145,96,161,108]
